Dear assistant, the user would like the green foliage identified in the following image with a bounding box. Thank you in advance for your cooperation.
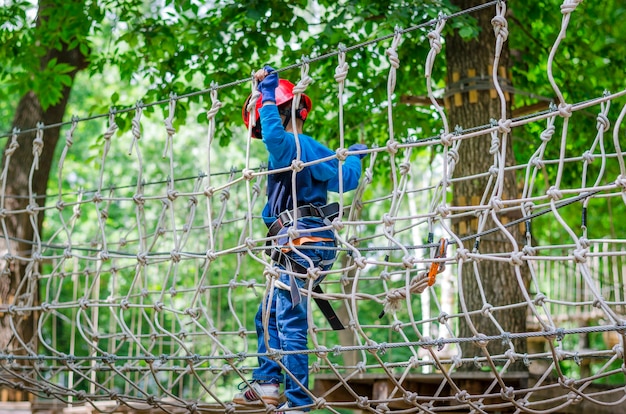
[507,0,626,241]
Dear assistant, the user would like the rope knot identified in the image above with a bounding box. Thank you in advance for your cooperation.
[455,390,469,403]
[335,147,348,161]
[392,320,403,332]
[500,386,515,401]
[136,252,148,265]
[497,118,512,133]
[356,396,370,408]
[436,204,450,218]
[522,245,537,256]
[206,99,223,120]
[399,162,410,175]
[385,47,400,69]
[403,392,418,405]
[220,188,231,202]
[386,139,399,154]
[26,203,38,216]
[203,186,215,197]
[540,125,555,141]
[534,293,547,306]
[489,135,501,154]
[596,113,610,132]
[510,251,524,266]
[293,75,313,95]
[579,237,590,249]
[307,266,322,281]
[167,189,178,201]
[447,147,459,163]
[5,137,19,156]
[382,213,395,227]
[334,61,349,83]
[456,248,470,261]
[440,132,454,147]
[582,150,594,163]
[531,156,545,169]
[132,193,145,206]
[558,103,573,118]
[612,344,624,359]
[287,226,300,240]
[490,197,504,212]
[573,248,587,263]
[246,90,261,114]
[474,333,490,348]
[314,397,327,410]
[170,250,181,263]
[354,256,367,269]
[164,115,176,138]
[427,30,442,54]
[315,346,328,358]
[561,0,583,15]
[491,15,509,41]
[547,186,563,201]
[242,168,255,181]
[291,159,304,172]
[332,218,344,231]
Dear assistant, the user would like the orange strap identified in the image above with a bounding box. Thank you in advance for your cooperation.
[281,236,333,252]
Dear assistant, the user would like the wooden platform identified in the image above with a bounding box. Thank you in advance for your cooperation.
[312,372,626,413]
[313,371,530,412]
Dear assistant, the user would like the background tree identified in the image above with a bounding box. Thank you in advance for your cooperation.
[0,1,90,401]
[445,0,528,376]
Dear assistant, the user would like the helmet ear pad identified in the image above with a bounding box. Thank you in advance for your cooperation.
[298,107,308,121]
[278,103,308,121]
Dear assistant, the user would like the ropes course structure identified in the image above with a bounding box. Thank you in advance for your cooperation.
[1,1,625,413]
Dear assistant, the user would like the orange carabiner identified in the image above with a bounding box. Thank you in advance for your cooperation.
[427,238,448,286]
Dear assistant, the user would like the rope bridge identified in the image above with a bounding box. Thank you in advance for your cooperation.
[1,1,625,413]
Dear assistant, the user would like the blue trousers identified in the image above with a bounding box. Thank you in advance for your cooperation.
[252,240,336,409]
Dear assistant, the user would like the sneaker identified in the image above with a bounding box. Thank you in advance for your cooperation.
[232,381,280,406]
[276,403,306,414]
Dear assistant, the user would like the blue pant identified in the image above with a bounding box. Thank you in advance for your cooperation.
[252,240,336,409]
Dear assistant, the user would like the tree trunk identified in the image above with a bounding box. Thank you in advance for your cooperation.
[445,0,528,373]
[0,0,88,401]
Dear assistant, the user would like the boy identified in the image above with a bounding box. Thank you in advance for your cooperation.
[234,66,366,413]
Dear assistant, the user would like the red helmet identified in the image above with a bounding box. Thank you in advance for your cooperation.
[242,79,313,139]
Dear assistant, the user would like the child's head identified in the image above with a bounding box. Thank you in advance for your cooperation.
[242,79,312,139]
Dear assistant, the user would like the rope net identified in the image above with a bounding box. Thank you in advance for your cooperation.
[1,1,625,413]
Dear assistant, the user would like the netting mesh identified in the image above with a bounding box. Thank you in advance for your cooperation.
[1,1,625,413]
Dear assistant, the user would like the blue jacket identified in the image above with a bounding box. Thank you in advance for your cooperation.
[259,104,362,241]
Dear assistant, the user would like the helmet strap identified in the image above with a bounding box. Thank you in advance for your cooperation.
[282,111,293,130]
[278,102,306,130]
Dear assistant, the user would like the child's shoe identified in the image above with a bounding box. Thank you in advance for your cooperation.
[232,381,280,406]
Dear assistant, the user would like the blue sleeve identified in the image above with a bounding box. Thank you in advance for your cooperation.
[259,104,361,192]
[328,155,362,193]
[259,105,296,168]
